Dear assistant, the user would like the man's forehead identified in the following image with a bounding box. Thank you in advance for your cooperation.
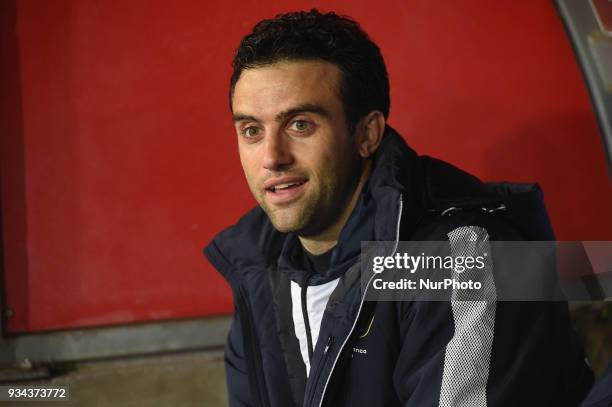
[231,60,343,117]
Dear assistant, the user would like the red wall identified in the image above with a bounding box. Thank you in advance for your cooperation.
[1,0,610,333]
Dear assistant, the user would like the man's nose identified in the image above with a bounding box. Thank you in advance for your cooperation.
[262,131,293,170]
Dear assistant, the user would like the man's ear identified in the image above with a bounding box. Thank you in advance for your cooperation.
[356,110,385,158]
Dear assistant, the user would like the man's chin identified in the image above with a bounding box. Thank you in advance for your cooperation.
[263,208,305,234]
[268,217,304,234]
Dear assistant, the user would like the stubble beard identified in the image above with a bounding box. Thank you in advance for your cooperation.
[258,179,324,235]
[259,161,363,238]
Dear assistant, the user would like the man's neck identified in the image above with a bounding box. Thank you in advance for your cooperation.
[298,161,372,255]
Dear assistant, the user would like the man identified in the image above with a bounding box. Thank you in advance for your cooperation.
[204,9,593,407]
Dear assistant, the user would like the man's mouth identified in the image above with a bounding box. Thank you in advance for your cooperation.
[263,177,308,204]
[267,181,306,193]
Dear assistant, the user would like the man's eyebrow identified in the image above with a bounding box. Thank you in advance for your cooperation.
[232,104,329,124]
[274,104,329,122]
[232,113,259,123]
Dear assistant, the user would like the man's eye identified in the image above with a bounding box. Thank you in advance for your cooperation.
[242,127,261,138]
[289,120,312,132]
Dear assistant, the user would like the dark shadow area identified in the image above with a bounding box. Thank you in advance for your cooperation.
[570,302,612,378]
[0,0,81,337]
[0,0,27,341]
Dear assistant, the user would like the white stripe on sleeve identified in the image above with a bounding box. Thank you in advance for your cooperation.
[439,226,497,407]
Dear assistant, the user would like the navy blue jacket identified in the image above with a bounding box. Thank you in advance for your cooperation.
[205,127,593,407]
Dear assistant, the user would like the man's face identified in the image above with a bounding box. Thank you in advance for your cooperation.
[231,60,363,236]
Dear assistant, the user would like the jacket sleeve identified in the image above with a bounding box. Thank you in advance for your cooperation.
[393,225,593,406]
[224,311,254,407]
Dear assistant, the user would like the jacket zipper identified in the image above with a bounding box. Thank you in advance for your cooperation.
[302,273,315,364]
[323,335,334,354]
[313,194,404,407]
[306,335,334,407]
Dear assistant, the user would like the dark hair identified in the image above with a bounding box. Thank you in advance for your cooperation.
[230,9,390,132]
